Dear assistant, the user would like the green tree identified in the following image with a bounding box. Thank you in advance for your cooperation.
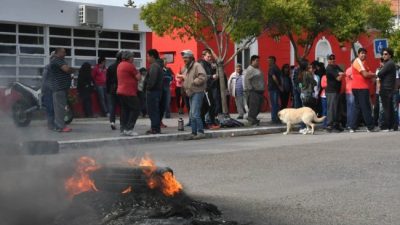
[389,29,400,62]
[263,0,340,63]
[331,0,393,58]
[125,0,136,8]
[140,0,266,115]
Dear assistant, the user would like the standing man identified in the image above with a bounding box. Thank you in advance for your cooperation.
[377,47,397,131]
[198,49,219,129]
[42,51,56,130]
[325,54,345,132]
[227,64,246,119]
[244,55,265,126]
[177,50,207,139]
[145,49,163,134]
[350,48,377,133]
[267,56,282,124]
[50,47,73,132]
[117,51,141,136]
[106,51,122,130]
[92,56,108,117]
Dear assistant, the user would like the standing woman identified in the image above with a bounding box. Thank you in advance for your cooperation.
[117,51,141,136]
[175,68,185,115]
[77,62,94,117]
[106,51,122,130]
[92,56,109,116]
[280,64,293,110]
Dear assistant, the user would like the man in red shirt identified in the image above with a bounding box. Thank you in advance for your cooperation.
[117,51,141,136]
[350,48,377,132]
[92,56,109,116]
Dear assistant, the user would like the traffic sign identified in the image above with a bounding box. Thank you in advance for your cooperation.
[373,39,388,58]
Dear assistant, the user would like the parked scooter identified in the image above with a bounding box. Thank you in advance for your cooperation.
[4,82,73,127]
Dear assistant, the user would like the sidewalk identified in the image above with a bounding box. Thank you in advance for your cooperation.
[4,113,287,153]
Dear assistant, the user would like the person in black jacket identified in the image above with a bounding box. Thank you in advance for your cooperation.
[377,48,397,131]
[145,49,163,134]
[280,64,293,110]
[325,54,345,132]
[77,62,94,117]
[106,51,122,130]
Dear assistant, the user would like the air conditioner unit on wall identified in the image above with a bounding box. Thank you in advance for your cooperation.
[79,5,103,27]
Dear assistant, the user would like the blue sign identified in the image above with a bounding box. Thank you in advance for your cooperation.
[374,39,388,58]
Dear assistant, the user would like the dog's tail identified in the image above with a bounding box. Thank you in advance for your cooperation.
[313,115,326,123]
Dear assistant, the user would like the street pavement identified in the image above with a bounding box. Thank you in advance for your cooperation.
[1,129,399,225]
[1,112,288,152]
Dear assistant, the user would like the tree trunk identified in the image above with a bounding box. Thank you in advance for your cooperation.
[216,60,229,115]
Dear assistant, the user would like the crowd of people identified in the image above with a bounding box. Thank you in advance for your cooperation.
[41,46,400,136]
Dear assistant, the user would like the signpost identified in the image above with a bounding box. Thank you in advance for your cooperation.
[373,39,388,58]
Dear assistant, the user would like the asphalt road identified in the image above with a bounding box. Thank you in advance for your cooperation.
[2,130,400,225]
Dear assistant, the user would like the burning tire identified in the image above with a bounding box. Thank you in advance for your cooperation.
[12,100,32,127]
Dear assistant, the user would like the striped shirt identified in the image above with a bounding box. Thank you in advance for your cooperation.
[50,57,71,91]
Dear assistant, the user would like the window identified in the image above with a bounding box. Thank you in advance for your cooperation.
[75,49,96,56]
[0,34,16,43]
[121,32,140,40]
[0,67,16,76]
[74,39,95,47]
[74,29,95,38]
[19,35,44,45]
[74,59,96,67]
[0,23,16,33]
[19,25,43,34]
[50,37,71,46]
[99,40,118,48]
[121,42,140,49]
[20,67,43,76]
[98,50,118,58]
[20,57,44,65]
[49,48,71,56]
[50,27,71,36]
[99,31,118,39]
[20,46,44,55]
[0,56,16,65]
[0,45,17,54]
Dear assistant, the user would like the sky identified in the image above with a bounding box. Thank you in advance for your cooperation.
[64,0,153,7]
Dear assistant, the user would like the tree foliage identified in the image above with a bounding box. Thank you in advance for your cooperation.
[262,0,393,63]
[330,0,393,57]
[140,0,267,114]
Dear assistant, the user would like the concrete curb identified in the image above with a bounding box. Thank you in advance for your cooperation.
[58,125,287,152]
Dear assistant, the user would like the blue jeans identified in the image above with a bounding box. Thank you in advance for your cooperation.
[321,97,327,128]
[42,89,55,129]
[189,92,205,135]
[96,85,108,115]
[346,94,354,129]
[293,88,302,108]
[269,90,280,122]
[160,87,171,119]
[351,89,374,130]
[146,90,161,132]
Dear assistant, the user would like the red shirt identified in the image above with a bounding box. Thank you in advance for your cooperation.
[351,58,372,90]
[92,64,107,86]
[117,61,138,96]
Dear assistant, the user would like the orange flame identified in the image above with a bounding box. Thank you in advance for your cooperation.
[65,156,100,198]
[121,186,132,194]
[161,172,182,196]
[126,154,183,196]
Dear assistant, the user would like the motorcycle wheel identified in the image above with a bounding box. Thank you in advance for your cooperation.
[12,100,32,127]
[64,104,73,124]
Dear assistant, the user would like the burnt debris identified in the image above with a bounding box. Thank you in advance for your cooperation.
[53,190,239,225]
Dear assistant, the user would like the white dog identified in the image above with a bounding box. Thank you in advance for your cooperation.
[278,107,326,135]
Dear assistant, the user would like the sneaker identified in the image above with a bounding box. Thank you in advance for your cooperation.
[59,127,72,132]
[193,132,206,140]
[299,128,307,134]
[209,124,221,130]
[123,130,138,136]
[160,122,167,128]
[146,129,161,135]
[367,127,379,133]
[380,129,390,132]
[110,123,116,130]
[349,129,355,133]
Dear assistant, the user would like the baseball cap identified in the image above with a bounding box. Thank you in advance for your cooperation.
[327,54,335,60]
[181,49,194,58]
